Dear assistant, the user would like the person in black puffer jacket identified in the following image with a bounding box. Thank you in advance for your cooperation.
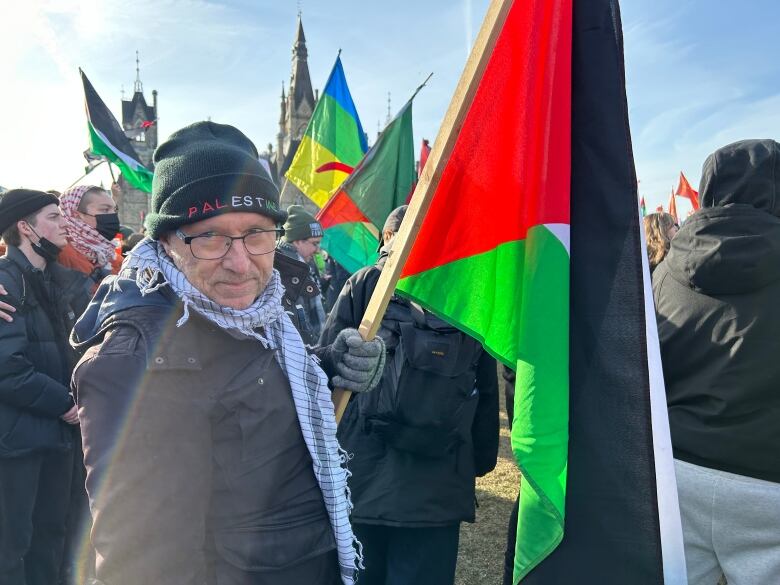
[0,189,89,585]
[653,139,780,585]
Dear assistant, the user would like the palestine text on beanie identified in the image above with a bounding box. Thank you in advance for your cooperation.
[144,121,287,239]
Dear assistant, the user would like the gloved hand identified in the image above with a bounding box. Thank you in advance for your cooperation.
[330,328,385,393]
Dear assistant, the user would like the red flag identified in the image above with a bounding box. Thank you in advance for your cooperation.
[418,138,431,178]
[407,139,432,204]
[675,172,699,209]
[141,120,156,129]
[668,188,678,222]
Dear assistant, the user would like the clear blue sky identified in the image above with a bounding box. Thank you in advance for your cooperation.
[1,0,778,217]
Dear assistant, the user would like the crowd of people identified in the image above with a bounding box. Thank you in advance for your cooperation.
[0,122,776,585]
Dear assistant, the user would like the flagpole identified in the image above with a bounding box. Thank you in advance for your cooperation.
[65,159,106,190]
[107,162,117,184]
[331,0,514,423]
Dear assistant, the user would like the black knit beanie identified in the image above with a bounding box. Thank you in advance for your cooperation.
[0,189,59,234]
[145,121,287,239]
[283,205,323,242]
[377,205,408,251]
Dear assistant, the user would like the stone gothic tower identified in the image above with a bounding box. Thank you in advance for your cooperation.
[272,15,319,213]
[116,52,158,232]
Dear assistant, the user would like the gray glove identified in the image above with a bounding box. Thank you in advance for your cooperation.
[331,328,386,393]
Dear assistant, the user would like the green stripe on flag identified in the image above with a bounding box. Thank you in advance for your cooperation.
[397,225,569,583]
[88,122,153,192]
[511,224,569,582]
[305,93,368,167]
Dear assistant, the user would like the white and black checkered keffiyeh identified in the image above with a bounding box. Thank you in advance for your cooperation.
[125,238,362,584]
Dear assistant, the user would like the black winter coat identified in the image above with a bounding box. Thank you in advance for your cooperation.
[319,252,499,526]
[70,275,335,585]
[0,246,88,457]
[653,139,780,483]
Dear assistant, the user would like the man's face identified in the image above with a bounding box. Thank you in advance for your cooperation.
[78,189,117,229]
[161,212,277,310]
[23,204,68,248]
[292,236,322,262]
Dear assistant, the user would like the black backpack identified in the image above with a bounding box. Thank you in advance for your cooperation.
[356,297,483,458]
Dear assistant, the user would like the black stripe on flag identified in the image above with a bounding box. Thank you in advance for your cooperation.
[523,0,686,583]
[80,68,148,169]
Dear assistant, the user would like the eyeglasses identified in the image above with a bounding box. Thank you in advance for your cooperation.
[176,227,285,260]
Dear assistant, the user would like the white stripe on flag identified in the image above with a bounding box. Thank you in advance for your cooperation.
[544,223,571,255]
[639,204,689,585]
[92,126,146,172]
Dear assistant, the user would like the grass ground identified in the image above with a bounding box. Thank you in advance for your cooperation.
[455,376,520,585]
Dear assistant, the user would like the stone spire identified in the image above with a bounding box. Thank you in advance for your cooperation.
[288,15,315,132]
[134,50,143,94]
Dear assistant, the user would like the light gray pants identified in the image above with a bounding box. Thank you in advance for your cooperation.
[675,459,780,585]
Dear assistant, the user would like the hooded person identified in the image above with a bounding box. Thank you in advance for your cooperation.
[277,205,327,345]
[69,121,385,585]
[653,139,780,584]
[58,185,122,289]
[0,189,91,585]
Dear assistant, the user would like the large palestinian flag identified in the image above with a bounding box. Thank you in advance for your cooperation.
[80,69,153,193]
[317,99,415,273]
[285,56,368,208]
[396,0,687,583]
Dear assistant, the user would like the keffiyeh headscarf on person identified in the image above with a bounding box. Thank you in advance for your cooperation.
[124,237,363,584]
[60,185,117,268]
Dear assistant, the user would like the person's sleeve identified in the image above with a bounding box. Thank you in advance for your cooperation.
[0,298,72,417]
[471,351,500,477]
[75,334,213,585]
[317,269,381,380]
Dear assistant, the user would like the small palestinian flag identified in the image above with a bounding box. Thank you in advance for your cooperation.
[80,69,153,193]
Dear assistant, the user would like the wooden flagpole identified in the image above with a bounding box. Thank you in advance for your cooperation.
[332,0,514,422]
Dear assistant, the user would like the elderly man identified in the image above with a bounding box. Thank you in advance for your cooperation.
[71,122,384,585]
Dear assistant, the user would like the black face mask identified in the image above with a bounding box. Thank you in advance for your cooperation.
[94,213,120,241]
[31,238,62,262]
[27,225,62,262]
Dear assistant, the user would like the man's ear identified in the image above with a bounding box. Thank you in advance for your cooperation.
[159,233,172,255]
[17,220,35,241]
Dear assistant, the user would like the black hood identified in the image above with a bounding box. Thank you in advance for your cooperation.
[665,204,780,295]
[699,139,780,215]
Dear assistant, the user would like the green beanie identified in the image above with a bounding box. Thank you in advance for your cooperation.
[283,205,323,242]
[144,121,287,239]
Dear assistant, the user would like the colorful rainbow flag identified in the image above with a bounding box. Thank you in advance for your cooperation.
[317,100,415,273]
[285,56,368,208]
